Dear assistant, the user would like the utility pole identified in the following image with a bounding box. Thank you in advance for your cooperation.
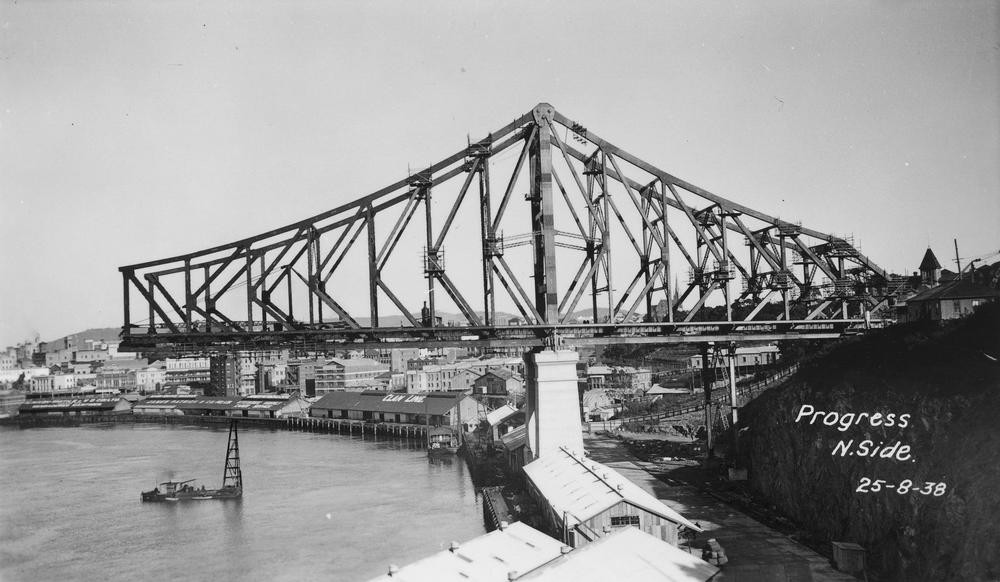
[701,342,713,458]
[954,239,962,280]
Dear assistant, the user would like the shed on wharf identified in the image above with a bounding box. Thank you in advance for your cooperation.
[132,395,239,417]
[309,390,479,428]
[523,447,702,548]
[225,394,308,419]
[18,396,133,417]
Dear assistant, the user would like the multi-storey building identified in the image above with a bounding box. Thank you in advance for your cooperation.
[209,355,241,397]
[97,359,151,392]
[405,356,524,393]
[74,349,109,363]
[286,357,326,397]
[472,367,525,408]
[164,357,210,387]
[44,348,76,367]
[134,363,167,393]
[315,358,389,394]
[30,373,77,393]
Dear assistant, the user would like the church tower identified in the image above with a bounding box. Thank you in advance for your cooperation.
[919,248,942,285]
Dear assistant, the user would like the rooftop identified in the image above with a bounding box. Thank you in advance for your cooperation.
[907,279,1000,303]
[519,526,717,582]
[366,522,564,582]
[311,390,466,416]
[919,247,942,271]
[486,404,520,427]
[20,397,128,413]
[523,447,700,531]
[500,424,527,450]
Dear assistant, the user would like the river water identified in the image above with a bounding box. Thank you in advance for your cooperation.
[0,423,485,581]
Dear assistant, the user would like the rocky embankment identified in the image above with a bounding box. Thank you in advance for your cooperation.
[739,305,1000,581]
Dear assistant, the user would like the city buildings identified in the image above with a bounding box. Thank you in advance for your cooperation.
[405,356,524,393]
[30,374,77,393]
[472,367,525,407]
[687,345,781,370]
[315,357,390,393]
[904,279,1000,321]
[164,357,210,387]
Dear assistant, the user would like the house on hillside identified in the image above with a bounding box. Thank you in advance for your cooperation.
[904,279,1000,322]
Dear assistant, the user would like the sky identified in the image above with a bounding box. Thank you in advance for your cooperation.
[1,1,998,347]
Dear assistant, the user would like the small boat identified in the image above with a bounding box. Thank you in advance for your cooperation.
[142,420,243,502]
[427,426,460,456]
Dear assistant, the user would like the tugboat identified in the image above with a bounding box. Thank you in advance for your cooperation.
[427,426,460,456]
[141,420,243,502]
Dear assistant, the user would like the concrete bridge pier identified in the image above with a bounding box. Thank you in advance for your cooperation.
[524,348,583,462]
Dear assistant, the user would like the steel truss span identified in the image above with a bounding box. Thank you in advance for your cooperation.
[119,103,891,354]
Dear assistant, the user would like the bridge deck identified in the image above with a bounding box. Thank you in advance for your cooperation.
[119,319,885,353]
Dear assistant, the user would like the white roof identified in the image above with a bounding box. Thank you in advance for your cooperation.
[500,425,527,450]
[646,385,688,395]
[486,404,520,427]
[519,526,718,582]
[522,448,701,531]
[366,522,564,582]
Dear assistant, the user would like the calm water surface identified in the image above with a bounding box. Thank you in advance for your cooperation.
[0,423,485,581]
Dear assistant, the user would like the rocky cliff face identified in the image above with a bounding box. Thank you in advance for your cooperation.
[739,306,1000,581]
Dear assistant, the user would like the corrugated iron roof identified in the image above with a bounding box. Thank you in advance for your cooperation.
[20,397,127,413]
[523,448,700,531]
[486,404,520,426]
[142,396,241,410]
[230,395,302,411]
[482,367,519,381]
[311,391,464,415]
[519,526,717,581]
[366,521,564,582]
[500,425,527,450]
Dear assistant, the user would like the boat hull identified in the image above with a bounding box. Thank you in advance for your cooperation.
[141,487,242,502]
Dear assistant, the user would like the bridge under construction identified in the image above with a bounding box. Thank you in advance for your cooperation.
[119,102,892,356]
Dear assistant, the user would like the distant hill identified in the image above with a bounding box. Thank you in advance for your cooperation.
[40,327,121,352]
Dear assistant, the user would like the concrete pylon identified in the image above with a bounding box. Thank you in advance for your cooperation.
[524,348,583,461]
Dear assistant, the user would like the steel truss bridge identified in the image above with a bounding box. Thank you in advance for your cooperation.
[120,103,892,355]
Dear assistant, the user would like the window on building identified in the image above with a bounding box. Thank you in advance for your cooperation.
[952,300,961,313]
[610,515,641,527]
